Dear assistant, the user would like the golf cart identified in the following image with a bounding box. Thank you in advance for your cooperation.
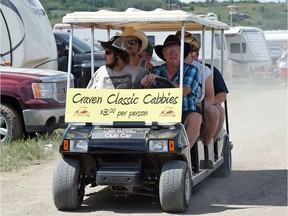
[52,8,232,213]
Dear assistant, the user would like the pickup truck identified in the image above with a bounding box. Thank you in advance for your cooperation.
[54,31,105,88]
[0,67,73,143]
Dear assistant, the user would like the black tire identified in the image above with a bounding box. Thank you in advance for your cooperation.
[0,104,24,143]
[159,160,192,213]
[212,135,232,177]
[52,158,84,210]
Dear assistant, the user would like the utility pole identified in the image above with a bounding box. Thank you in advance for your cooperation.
[227,5,237,27]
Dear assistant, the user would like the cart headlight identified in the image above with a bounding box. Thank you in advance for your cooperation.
[149,139,176,152]
[149,140,168,152]
[62,139,88,152]
[70,140,88,152]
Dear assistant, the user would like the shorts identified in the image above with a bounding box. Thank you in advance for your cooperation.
[182,110,200,123]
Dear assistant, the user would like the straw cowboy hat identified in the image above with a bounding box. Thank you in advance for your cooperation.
[116,27,148,52]
[175,31,200,52]
[154,34,191,61]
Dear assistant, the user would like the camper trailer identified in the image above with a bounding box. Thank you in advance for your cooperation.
[225,27,272,77]
[0,0,58,69]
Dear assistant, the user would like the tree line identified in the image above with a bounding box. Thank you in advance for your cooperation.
[40,0,287,30]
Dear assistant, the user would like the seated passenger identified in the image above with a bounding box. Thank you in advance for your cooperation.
[205,64,229,141]
[141,35,202,149]
[176,31,219,146]
[116,27,153,70]
[86,36,148,89]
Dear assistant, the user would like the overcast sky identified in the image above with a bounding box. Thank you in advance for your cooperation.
[179,0,287,2]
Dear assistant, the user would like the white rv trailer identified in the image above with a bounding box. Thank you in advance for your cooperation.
[225,26,272,77]
[0,0,58,69]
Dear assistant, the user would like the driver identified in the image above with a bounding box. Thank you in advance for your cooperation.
[141,35,202,149]
[86,36,148,89]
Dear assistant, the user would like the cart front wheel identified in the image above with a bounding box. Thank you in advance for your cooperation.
[159,160,192,213]
[52,158,85,210]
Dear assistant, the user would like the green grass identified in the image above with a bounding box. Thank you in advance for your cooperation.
[0,130,64,172]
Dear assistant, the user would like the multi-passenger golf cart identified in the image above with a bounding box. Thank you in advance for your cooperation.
[52,8,232,213]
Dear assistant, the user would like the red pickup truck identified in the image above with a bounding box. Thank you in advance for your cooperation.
[0,67,73,143]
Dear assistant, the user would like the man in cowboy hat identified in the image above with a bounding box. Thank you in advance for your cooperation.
[117,27,153,70]
[177,31,228,147]
[87,36,147,89]
[141,35,202,149]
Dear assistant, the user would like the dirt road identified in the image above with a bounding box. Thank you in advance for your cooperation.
[1,80,287,216]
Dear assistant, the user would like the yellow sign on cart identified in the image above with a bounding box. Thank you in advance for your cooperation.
[65,88,183,123]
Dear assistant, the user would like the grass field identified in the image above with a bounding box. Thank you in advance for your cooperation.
[0,130,64,172]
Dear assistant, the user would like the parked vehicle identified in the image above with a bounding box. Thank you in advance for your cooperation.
[52,8,232,213]
[264,30,288,50]
[0,0,73,143]
[0,67,73,143]
[264,30,288,69]
[1,0,58,69]
[268,46,284,64]
[225,26,272,77]
[54,31,105,88]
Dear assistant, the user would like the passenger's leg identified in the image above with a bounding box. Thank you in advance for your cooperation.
[200,105,219,146]
[213,104,225,141]
[184,112,202,149]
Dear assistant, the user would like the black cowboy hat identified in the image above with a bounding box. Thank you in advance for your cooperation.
[100,36,128,51]
[154,35,191,61]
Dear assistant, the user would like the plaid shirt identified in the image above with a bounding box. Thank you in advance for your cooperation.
[149,63,199,111]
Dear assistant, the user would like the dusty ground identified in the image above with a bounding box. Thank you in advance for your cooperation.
[0,79,287,216]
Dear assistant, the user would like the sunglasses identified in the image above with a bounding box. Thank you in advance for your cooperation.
[105,50,113,55]
[127,39,138,45]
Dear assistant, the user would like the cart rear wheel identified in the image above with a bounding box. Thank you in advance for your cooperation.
[52,158,84,210]
[212,135,232,177]
[159,160,192,213]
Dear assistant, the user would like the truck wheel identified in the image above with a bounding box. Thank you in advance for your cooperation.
[0,104,24,143]
[52,158,84,210]
[212,135,232,177]
[159,160,192,213]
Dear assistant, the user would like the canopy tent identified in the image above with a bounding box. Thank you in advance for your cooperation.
[62,8,230,31]
[62,8,230,90]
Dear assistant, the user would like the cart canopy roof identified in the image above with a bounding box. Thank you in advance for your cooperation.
[62,8,229,31]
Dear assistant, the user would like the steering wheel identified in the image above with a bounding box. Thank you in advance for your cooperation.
[153,77,175,88]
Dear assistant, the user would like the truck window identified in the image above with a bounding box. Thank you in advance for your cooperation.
[230,43,246,53]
